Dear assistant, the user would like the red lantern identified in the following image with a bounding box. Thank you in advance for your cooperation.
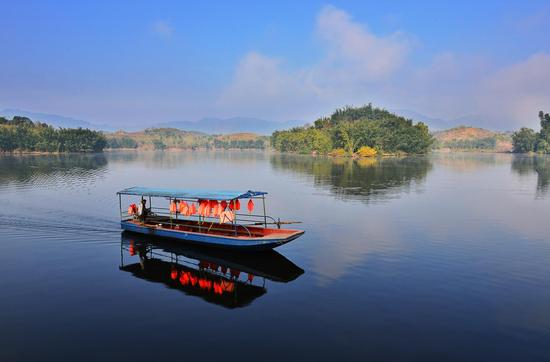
[247,199,254,213]
[179,201,188,214]
[129,240,135,256]
[170,201,178,214]
[180,271,189,285]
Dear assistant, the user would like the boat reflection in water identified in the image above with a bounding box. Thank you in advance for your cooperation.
[119,231,304,308]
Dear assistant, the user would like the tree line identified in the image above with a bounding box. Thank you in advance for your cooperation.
[0,116,107,153]
[106,128,268,150]
[437,137,497,150]
[271,104,433,155]
[512,111,550,153]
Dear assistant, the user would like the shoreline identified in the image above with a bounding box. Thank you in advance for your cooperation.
[2,148,548,158]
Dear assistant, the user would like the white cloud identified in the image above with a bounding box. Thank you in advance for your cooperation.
[395,52,550,129]
[218,5,550,130]
[218,6,412,121]
[151,20,173,38]
[316,5,411,81]
[218,52,321,120]
[479,53,550,128]
[387,53,491,120]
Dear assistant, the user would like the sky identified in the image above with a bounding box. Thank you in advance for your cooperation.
[1,0,549,130]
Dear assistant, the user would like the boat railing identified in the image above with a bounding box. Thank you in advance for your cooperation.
[127,206,277,228]
[123,207,254,238]
[234,213,278,226]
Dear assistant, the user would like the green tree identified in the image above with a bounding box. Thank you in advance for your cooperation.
[0,117,106,153]
[152,139,166,150]
[537,111,550,153]
[272,104,433,155]
[512,127,538,152]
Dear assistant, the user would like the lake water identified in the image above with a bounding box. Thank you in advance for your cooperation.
[1,151,549,361]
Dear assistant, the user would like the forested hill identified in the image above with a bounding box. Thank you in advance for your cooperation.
[0,116,106,153]
[433,126,513,152]
[0,115,269,153]
[105,128,268,150]
[271,104,433,155]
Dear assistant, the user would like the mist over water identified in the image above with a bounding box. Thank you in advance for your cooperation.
[1,151,549,361]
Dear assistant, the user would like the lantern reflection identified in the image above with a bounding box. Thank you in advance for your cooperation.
[119,232,304,309]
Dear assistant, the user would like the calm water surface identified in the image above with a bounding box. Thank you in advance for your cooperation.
[1,151,549,361]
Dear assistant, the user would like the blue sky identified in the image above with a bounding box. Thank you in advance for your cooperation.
[1,0,549,129]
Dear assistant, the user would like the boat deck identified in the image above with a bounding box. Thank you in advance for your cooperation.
[125,215,302,240]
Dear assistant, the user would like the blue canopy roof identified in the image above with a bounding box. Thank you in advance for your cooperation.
[117,186,267,200]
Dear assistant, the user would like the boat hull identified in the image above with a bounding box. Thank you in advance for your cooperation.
[120,221,304,251]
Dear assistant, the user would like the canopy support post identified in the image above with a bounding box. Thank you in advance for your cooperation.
[141,197,145,225]
[262,195,267,228]
[233,198,238,236]
[118,193,122,221]
[169,197,173,228]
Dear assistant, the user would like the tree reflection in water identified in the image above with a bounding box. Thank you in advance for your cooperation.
[270,154,433,203]
[0,153,108,186]
[512,155,550,197]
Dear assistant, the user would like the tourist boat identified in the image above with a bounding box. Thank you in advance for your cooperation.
[119,232,304,308]
[117,186,305,250]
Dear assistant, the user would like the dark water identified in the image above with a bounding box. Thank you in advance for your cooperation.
[1,151,549,361]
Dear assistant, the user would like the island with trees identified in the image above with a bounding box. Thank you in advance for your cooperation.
[512,111,550,153]
[0,116,107,153]
[271,104,433,156]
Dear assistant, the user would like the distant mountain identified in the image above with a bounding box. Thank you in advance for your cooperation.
[158,117,305,135]
[0,109,114,131]
[0,109,305,134]
[394,109,499,131]
[394,109,453,130]
[450,114,496,130]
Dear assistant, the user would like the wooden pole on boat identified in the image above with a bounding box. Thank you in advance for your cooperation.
[233,198,238,236]
[169,197,173,228]
[118,193,122,220]
[262,195,267,228]
[141,196,145,225]
[198,199,202,233]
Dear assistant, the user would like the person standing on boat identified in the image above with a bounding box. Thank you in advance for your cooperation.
[138,198,148,223]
